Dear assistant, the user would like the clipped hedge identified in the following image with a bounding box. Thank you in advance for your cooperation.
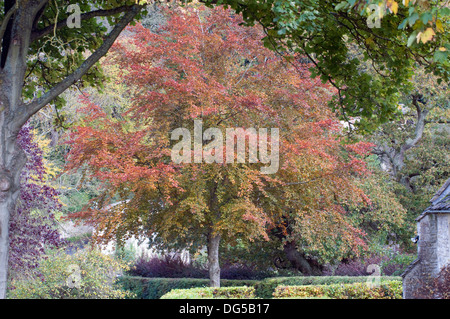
[254,276,401,298]
[273,280,402,299]
[116,276,258,299]
[117,275,402,299]
[160,286,255,299]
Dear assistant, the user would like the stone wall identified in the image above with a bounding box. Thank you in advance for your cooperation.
[402,259,420,299]
[437,214,450,272]
[418,214,439,277]
[403,213,450,298]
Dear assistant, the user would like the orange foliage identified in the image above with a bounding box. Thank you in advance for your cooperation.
[66,6,374,259]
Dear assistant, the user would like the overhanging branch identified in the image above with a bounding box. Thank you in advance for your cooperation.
[0,1,18,43]
[30,5,134,42]
[13,4,143,132]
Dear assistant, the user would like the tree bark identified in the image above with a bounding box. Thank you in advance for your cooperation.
[0,0,39,299]
[0,137,26,299]
[207,232,221,287]
[283,241,322,275]
[372,94,430,183]
[0,1,143,298]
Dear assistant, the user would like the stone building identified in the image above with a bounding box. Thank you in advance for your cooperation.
[402,178,450,299]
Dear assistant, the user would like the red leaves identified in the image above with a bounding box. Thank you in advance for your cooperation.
[64,5,375,258]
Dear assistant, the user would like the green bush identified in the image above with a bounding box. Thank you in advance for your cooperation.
[118,275,401,299]
[273,280,402,299]
[254,275,401,298]
[117,276,259,299]
[160,286,255,299]
[8,248,133,299]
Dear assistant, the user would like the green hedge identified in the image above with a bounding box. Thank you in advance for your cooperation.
[273,280,402,299]
[116,276,259,299]
[254,276,401,298]
[117,275,402,299]
[160,286,255,299]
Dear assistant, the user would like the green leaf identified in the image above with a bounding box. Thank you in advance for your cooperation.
[407,31,418,47]
[335,1,348,11]
[408,12,419,27]
[434,50,448,63]
[420,12,433,24]
[398,18,408,30]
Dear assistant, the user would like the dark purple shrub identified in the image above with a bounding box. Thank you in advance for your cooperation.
[129,254,207,278]
[8,126,64,276]
[129,254,273,279]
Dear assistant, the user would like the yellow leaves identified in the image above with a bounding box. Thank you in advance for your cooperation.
[387,0,399,14]
[435,19,444,33]
[365,36,375,47]
[416,27,435,44]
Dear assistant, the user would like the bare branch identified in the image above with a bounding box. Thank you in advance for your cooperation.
[402,96,429,153]
[30,5,133,42]
[0,1,18,45]
[13,4,143,132]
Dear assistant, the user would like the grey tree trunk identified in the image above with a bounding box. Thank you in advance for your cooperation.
[372,95,430,184]
[0,1,38,298]
[207,233,221,287]
[0,138,26,299]
[0,1,143,298]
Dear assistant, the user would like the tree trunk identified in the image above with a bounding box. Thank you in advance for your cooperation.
[207,232,221,287]
[0,131,27,298]
[0,1,143,298]
[372,95,430,182]
[283,241,322,275]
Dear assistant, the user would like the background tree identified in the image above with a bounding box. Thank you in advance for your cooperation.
[203,0,449,131]
[369,69,449,247]
[66,6,378,286]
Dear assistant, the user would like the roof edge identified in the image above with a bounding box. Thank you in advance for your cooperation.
[401,258,420,278]
[416,210,450,222]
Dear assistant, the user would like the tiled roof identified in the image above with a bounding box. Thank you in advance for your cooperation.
[416,178,450,221]
[401,258,420,278]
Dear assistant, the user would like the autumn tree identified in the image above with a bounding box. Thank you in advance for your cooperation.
[66,6,376,286]
[1,0,442,297]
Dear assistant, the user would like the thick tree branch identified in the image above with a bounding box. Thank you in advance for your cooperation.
[13,4,143,132]
[374,95,431,178]
[401,96,429,153]
[0,1,18,43]
[30,5,133,42]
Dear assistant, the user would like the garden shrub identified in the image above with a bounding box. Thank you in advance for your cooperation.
[273,280,402,299]
[118,275,401,299]
[160,286,255,299]
[8,248,133,299]
[129,254,207,278]
[253,275,401,298]
[117,276,259,299]
[129,254,272,280]
[213,286,256,299]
